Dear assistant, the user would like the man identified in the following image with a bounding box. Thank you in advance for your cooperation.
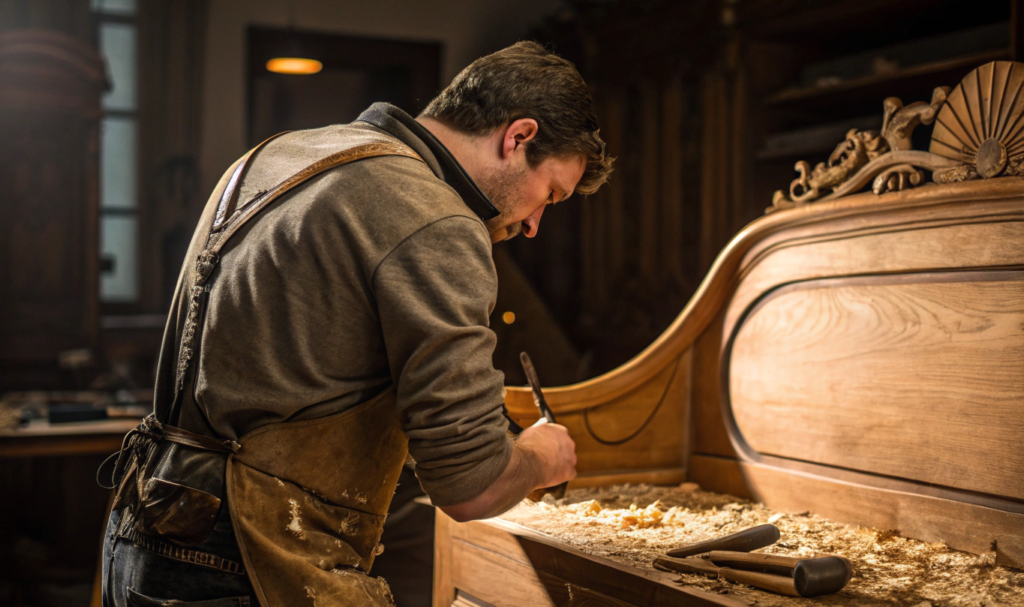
[102,41,612,607]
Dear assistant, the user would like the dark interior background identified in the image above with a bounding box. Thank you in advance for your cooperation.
[2,0,1021,605]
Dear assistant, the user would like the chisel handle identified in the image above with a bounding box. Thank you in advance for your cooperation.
[654,556,801,597]
[527,480,568,503]
[666,524,780,558]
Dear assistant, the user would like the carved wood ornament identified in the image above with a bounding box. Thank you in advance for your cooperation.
[771,61,1024,212]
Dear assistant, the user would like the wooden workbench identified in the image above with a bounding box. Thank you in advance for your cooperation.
[0,417,138,458]
[433,512,744,607]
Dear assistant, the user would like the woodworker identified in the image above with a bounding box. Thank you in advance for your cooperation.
[101,41,613,607]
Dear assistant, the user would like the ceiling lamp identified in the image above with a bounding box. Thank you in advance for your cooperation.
[267,7,321,75]
[266,57,322,75]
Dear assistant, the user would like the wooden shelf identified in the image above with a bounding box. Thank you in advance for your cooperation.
[756,115,880,160]
[765,49,1008,113]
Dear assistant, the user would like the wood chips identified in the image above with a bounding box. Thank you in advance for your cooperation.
[498,483,1024,606]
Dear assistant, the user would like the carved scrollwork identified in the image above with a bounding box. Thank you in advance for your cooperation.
[773,130,888,210]
[872,164,924,194]
[770,61,1024,214]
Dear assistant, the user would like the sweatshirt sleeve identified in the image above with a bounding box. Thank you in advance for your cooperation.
[372,215,513,506]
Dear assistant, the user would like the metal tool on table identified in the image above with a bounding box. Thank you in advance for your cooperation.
[520,351,568,501]
[656,524,852,597]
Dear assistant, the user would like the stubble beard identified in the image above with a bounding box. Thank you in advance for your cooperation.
[480,163,528,242]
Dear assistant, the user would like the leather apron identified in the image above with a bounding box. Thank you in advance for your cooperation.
[171,132,423,607]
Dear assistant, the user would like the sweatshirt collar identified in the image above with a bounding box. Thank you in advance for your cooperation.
[356,103,500,221]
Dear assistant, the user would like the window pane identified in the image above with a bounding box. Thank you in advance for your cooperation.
[92,0,136,16]
[101,215,139,302]
[101,117,137,210]
[100,22,136,111]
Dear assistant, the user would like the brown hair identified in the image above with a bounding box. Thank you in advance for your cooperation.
[421,41,613,195]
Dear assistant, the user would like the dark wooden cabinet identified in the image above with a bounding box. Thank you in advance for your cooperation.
[0,30,105,389]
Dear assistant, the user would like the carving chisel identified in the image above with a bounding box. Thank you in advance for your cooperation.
[520,351,567,500]
[666,523,780,558]
[654,555,803,597]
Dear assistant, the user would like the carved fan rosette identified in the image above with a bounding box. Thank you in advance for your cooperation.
[770,61,1024,213]
[930,61,1024,182]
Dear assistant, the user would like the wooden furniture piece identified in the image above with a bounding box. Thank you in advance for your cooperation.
[0,29,105,391]
[434,61,1024,606]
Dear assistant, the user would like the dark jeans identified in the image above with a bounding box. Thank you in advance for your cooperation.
[101,509,257,607]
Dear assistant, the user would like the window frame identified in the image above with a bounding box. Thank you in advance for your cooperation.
[94,5,143,314]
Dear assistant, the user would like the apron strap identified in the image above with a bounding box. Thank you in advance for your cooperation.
[172,135,424,403]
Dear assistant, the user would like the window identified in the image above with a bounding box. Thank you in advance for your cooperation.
[94,0,139,303]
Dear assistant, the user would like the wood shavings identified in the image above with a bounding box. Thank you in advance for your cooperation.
[565,499,684,529]
[499,483,1024,606]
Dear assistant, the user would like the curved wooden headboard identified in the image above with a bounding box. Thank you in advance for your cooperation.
[504,62,1024,568]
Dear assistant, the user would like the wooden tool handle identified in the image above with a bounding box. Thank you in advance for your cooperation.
[666,524,780,557]
[654,556,720,576]
[520,352,556,423]
[526,481,568,503]
[654,556,800,597]
[721,568,801,597]
[709,550,800,575]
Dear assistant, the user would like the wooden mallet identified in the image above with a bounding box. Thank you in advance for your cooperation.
[654,552,853,597]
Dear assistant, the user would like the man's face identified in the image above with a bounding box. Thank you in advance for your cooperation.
[479,153,586,243]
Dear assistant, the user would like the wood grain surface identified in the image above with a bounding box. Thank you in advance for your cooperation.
[723,219,1024,340]
[728,273,1024,500]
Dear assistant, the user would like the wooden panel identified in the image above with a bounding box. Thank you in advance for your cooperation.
[690,312,736,458]
[688,455,1024,569]
[568,467,687,489]
[452,540,557,607]
[510,351,691,477]
[724,217,1024,340]
[728,272,1024,500]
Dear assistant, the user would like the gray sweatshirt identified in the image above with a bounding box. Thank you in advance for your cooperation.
[155,104,513,507]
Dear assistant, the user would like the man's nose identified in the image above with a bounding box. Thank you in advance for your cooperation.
[522,205,545,238]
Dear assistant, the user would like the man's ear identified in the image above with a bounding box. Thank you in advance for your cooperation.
[501,118,539,160]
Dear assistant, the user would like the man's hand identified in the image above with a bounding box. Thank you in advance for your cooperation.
[438,418,576,522]
[517,419,576,488]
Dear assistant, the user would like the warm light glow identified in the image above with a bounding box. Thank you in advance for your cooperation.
[502,311,516,325]
[266,57,323,75]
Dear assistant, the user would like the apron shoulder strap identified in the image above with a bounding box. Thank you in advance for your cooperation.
[172,133,424,404]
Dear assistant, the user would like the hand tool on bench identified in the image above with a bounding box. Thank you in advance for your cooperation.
[666,523,780,558]
[654,553,853,598]
[655,555,803,597]
[709,551,853,596]
[520,351,568,501]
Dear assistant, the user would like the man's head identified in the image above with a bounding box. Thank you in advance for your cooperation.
[418,41,613,242]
